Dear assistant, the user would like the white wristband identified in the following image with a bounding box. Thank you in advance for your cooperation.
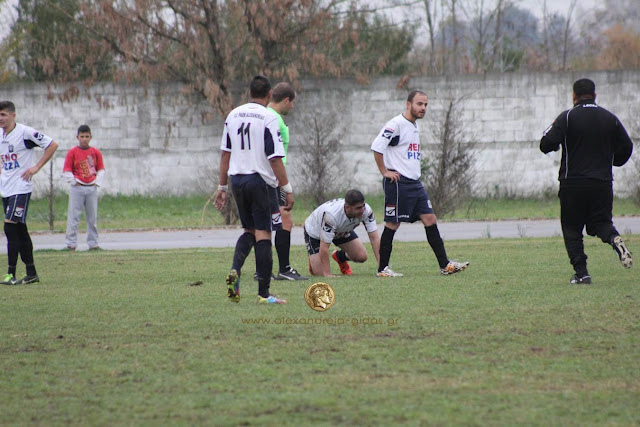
[281,183,293,194]
[218,184,228,192]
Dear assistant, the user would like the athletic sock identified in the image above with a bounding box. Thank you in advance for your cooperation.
[17,223,36,275]
[254,239,273,298]
[4,222,20,276]
[425,225,449,269]
[335,249,349,263]
[231,232,256,275]
[274,229,291,273]
[378,226,396,272]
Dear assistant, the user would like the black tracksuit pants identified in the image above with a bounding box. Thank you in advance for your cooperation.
[559,181,618,275]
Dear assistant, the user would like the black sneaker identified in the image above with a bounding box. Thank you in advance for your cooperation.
[569,274,591,284]
[274,268,309,281]
[17,275,40,285]
[253,272,277,281]
[611,236,632,269]
[1,273,17,285]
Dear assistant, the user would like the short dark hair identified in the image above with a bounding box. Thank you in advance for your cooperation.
[0,101,16,112]
[250,75,272,99]
[77,124,91,135]
[345,189,365,206]
[407,90,427,103]
[573,79,596,97]
[271,82,296,103]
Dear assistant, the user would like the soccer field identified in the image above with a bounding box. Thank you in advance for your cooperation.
[1,237,639,425]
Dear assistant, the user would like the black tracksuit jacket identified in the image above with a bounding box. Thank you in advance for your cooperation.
[540,98,634,186]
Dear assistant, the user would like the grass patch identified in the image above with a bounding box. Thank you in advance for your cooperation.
[27,193,639,233]
[1,237,639,425]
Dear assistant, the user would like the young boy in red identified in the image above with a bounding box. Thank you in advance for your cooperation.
[62,125,105,251]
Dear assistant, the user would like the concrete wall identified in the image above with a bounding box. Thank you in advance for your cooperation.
[1,71,638,199]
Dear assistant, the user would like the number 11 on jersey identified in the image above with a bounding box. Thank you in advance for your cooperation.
[238,122,251,150]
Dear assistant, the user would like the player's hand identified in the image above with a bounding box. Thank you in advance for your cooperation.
[383,170,400,182]
[283,192,294,211]
[21,166,40,182]
[214,190,227,211]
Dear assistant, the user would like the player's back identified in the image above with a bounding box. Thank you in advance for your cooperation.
[222,102,284,187]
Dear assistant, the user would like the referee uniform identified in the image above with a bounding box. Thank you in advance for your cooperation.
[540,78,634,284]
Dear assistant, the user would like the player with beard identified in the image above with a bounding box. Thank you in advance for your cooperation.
[371,90,468,277]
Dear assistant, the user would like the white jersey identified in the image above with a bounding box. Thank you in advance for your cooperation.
[1,123,54,197]
[305,199,377,243]
[220,102,284,187]
[370,113,422,180]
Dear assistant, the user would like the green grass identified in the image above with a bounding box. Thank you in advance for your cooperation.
[27,193,640,232]
[1,237,639,425]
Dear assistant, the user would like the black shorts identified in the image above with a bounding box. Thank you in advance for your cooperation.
[231,174,282,232]
[382,175,433,223]
[3,193,32,223]
[304,228,358,255]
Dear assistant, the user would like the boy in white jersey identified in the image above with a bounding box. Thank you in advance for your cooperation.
[304,189,380,277]
[215,76,294,304]
[0,101,59,285]
[371,90,468,277]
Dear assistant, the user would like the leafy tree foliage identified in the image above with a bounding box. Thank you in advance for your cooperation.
[13,0,412,116]
[6,0,113,82]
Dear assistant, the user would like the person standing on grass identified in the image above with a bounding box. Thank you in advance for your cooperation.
[371,90,469,278]
[62,124,105,251]
[215,75,294,304]
[540,78,634,285]
[267,82,308,281]
[304,189,380,277]
[0,101,59,285]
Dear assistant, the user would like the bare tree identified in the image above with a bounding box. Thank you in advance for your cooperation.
[423,0,439,74]
[421,96,476,218]
[561,0,578,71]
[292,106,349,205]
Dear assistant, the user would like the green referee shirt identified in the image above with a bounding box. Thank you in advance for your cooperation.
[268,107,289,166]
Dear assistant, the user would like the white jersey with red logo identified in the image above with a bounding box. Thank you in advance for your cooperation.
[0,123,54,197]
[304,198,377,243]
[220,102,284,188]
[370,113,422,180]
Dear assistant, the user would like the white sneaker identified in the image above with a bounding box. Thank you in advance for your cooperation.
[376,266,404,277]
[612,236,632,269]
[441,260,469,275]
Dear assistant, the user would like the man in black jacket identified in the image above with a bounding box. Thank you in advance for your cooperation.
[541,78,634,284]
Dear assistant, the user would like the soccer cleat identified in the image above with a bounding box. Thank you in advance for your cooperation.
[257,294,287,304]
[441,260,469,275]
[612,236,632,269]
[226,269,240,303]
[376,266,404,277]
[1,273,17,285]
[89,246,102,251]
[274,267,309,281]
[17,275,39,285]
[332,250,353,275]
[569,274,592,284]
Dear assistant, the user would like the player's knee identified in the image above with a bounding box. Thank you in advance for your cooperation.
[349,251,368,263]
[422,214,437,226]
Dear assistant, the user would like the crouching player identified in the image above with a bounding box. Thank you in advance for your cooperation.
[305,189,380,277]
